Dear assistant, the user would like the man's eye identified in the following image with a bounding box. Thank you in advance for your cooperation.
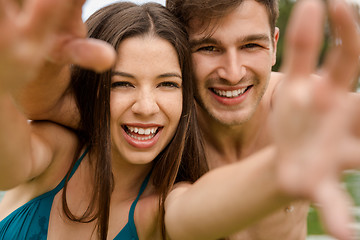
[197,46,217,52]
[243,43,262,49]
[111,81,134,88]
[158,81,181,88]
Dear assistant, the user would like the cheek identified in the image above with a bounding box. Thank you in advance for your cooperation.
[192,54,211,80]
[245,53,273,75]
[160,92,183,123]
[110,93,129,120]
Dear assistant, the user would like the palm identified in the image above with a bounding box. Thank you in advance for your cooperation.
[271,0,360,239]
[0,0,115,91]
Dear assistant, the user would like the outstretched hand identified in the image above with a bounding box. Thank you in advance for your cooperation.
[272,0,360,239]
[0,0,116,91]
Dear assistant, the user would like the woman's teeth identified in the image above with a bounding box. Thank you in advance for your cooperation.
[126,126,158,140]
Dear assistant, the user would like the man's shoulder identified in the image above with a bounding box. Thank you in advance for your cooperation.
[262,71,284,106]
[270,71,283,87]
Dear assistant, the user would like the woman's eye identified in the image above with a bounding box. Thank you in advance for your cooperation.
[111,81,134,88]
[158,81,180,88]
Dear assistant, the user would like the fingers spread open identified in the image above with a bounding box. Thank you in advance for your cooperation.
[349,94,360,137]
[0,0,18,21]
[323,0,360,90]
[315,181,355,240]
[56,0,87,38]
[21,0,60,38]
[0,0,8,19]
[22,0,84,43]
[281,0,325,79]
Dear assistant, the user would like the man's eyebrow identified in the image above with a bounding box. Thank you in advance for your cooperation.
[241,34,271,43]
[112,71,182,79]
[190,34,271,48]
[189,37,219,48]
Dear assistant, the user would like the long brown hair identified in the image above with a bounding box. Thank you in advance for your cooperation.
[166,0,279,38]
[63,2,208,239]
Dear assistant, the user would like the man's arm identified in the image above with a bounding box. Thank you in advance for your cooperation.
[165,146,294,240]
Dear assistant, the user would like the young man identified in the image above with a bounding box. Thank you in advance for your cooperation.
[166,0,304,239]
[165,0,360,239]
[3,0,360,239]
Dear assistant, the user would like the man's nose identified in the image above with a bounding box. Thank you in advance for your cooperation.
[217,50,246,84]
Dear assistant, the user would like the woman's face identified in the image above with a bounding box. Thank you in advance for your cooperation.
[110,35,183,165]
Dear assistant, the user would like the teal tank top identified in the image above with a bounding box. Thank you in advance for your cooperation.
[0,148,151,240]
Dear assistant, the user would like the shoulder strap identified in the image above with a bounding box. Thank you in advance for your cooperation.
[51,147,90,195]
[127,170,152,237]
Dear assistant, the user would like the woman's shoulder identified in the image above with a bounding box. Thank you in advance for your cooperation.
[134,192,162,240]
[136,181,189,239]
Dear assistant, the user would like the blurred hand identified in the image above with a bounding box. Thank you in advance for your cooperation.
[0,0,116,91]
[272,0,360,239]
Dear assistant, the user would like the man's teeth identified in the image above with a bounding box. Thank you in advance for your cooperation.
[127,126,158,140]
[213,88,247,98]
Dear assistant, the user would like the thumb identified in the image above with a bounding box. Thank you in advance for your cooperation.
[63,38,116,72]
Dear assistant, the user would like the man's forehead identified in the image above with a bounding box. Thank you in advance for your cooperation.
[187,0,271,37]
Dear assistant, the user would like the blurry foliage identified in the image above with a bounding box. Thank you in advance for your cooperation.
[273,0,294,72]
[275,0,360,89]
[273,0,330,72]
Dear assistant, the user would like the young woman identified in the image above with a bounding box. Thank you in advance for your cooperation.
[0,2,207,239]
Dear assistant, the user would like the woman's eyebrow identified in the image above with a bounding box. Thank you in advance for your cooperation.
[112,71,182,79]
[158,73,182,79]
[112,71,134,78]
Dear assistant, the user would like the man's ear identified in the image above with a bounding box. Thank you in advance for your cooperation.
[272,27,280,66]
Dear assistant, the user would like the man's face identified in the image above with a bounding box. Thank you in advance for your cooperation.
[189,0,279,126]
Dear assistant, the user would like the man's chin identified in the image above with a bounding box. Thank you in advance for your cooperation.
[206,110,252,126]
[195,97,255,125]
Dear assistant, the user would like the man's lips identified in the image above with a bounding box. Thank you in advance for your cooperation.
[210,86,252,98]
[209,85,253,106]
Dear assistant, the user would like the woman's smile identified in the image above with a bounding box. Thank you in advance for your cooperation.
[122,124,163,148]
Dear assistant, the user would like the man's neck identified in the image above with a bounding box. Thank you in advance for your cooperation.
[196,72,281,168]
[197,103,271,168]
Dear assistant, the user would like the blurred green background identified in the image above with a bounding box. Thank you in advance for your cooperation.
[307,171,360,239]
[275,0,329,72]
[275,0,360,90]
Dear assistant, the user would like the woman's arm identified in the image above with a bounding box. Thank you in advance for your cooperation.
[8,0,115,129]
[0,0,91,189]
[0,93,44,189]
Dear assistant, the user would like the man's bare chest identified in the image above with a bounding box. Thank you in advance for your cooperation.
[226,201,309,240]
